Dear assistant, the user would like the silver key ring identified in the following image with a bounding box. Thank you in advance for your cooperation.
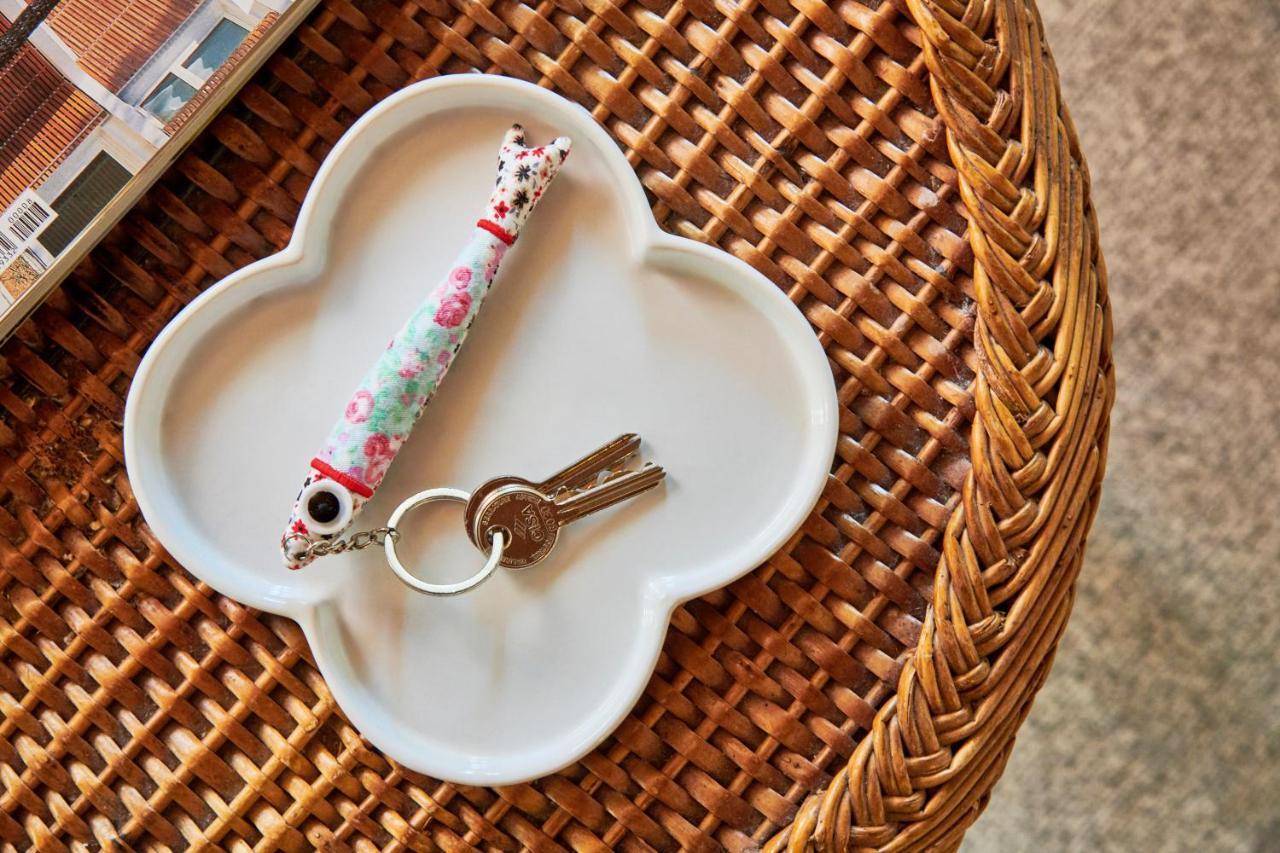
[384,488,506,596]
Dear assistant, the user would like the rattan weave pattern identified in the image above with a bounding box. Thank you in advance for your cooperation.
[0,0,1111,850]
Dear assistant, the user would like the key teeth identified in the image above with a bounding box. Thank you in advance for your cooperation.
[598,455,656,486]
[594,461,664,493]
[636,463,666,485]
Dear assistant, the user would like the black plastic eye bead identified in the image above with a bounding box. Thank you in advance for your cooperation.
[307,489,342,523]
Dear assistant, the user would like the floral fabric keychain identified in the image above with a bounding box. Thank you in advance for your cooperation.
[282,125,571,568]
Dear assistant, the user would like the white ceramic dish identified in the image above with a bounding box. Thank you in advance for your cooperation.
[124,76,837,785]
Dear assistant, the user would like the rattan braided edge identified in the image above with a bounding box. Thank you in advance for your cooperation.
[762,0,1113,849]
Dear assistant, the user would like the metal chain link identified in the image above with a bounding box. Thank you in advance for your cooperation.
[297,526,399,561]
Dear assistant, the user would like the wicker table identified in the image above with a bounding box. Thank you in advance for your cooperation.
[0,0,1112,849]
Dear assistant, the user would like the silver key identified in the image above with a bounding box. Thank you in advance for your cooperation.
[464,434,646,546]
[468,438,665,569]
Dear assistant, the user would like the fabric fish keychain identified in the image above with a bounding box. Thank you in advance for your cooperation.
[282,125,571,569]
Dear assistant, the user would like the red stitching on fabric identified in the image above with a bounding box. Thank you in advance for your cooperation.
[476,219,516,245]
[310,458,374,498]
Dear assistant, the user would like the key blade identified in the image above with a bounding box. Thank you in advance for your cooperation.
[540,434,642,493]
[555,465,665,524]
[554,463,665,525]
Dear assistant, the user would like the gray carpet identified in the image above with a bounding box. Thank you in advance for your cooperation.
[962,1,1280,850]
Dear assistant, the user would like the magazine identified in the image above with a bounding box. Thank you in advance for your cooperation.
[0,0,321,339]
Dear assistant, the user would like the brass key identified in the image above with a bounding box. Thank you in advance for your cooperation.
[468,437,666,569]
[464,434,648,548]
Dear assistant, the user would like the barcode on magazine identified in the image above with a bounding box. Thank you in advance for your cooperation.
[8,200,51,242]
[0,231,16,267]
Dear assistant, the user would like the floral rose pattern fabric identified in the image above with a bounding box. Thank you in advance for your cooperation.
[282,125,570,568]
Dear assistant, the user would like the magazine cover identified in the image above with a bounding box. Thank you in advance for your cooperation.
[0,0,320,339]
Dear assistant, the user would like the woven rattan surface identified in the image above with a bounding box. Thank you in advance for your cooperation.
[0,0,1112,849]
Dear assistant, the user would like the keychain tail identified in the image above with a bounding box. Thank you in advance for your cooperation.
[479,125,571,244]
